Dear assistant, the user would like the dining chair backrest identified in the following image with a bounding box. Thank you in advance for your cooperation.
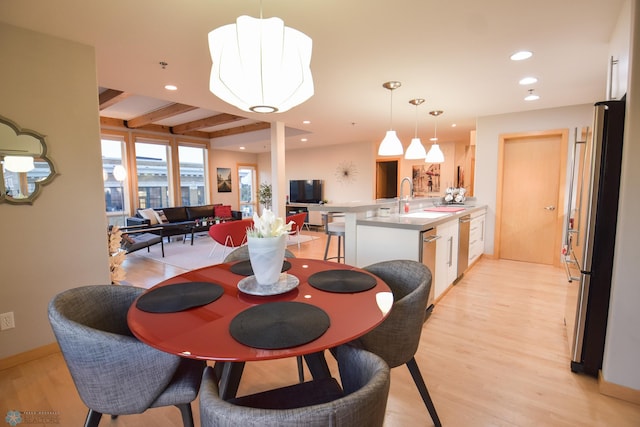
[208,218,253,248]
[354,260,441,426]
[357,259,430,368]
[223,245,296,263]
[48,285,205,427]
[199,344,390,427]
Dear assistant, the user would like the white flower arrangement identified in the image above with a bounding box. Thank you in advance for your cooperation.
[108,226,126,285]
[248,209,293,238]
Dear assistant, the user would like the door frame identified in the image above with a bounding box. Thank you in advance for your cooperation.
[494,129,568,267]
[375,158,400,199]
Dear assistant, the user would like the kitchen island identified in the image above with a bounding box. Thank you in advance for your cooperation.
[308,199,487,304]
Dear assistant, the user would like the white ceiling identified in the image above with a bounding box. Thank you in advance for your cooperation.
[0,0,625,153]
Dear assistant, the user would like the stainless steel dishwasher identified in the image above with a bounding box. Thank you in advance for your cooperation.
[420,227,440,318]
[457,214,471,279]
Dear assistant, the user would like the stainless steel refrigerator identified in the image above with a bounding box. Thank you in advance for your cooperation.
[564,97,625,377]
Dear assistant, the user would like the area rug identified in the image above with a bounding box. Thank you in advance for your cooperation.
[128,233,318,271]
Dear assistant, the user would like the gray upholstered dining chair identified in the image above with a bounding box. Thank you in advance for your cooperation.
[48,285,206,427]
[199,344,390,427]
[223,245,296,263]
[353,260,442,427]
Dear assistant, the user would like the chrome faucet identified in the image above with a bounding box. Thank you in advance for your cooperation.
[399,177,413,213]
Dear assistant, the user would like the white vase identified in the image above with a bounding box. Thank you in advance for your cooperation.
[247,234,287,285]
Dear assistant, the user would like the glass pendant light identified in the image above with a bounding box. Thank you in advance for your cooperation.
[425,110,445,163]
[378,81,404,156]
[405,98,427,160]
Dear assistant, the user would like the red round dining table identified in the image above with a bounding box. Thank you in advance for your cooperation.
[127,257,392,399]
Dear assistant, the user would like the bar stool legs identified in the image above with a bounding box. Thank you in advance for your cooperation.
[323,233,345,263]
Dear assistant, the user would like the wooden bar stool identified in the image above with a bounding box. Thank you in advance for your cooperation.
[322,212,345,263]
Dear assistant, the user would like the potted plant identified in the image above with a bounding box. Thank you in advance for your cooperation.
[258,182,272,211]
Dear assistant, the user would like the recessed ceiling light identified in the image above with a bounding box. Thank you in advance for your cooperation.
[303,120,311,124]
[239,146,246,150]
[451,123,457,128]
[301,138,308,142]
[524,89,540,101]
[510,50,533,61]
[164,84,178,91]
[519,77,538,85]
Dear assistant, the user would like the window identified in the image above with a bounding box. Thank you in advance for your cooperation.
[178,145,207,206]
[135,141,170,209]
[101,137,127,226]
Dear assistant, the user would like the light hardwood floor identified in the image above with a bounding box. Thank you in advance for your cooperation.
[1,231,639,426]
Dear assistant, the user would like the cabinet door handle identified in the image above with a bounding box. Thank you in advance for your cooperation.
[544,205,556,211]
[447,236,453,267]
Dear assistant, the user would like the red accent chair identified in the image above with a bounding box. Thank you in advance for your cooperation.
[208,218,253,259]
[285,212,308,250]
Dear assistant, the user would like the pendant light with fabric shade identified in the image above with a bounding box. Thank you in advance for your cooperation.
[378,81,404,156]
[405,98,427,159]
[208,6,313,114]
[425,110,445,163]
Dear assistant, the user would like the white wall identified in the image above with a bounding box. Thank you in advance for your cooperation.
[209,148,259,209]
[0,24,109,358]
[259,141,377,204]
[475,104,594,255]
[602,0,640,391]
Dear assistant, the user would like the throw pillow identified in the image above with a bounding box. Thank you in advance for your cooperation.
[153,209,169,224]
[139,208,159,225]
[215,205,232,219]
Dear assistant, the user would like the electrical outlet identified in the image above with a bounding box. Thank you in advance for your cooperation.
[0,312,15,331]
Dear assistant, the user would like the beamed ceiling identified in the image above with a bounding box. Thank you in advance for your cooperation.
[1,0,627,154]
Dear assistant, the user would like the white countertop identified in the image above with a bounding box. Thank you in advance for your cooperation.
[357,205,487,232]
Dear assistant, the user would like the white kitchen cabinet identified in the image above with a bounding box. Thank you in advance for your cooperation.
[356,225,419,267]
[468,209,486,267]
[435,218,459,299]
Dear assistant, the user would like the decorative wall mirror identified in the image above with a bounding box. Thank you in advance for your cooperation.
[0,115,58,205]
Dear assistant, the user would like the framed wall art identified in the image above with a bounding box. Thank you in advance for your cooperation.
[216,167,232,192]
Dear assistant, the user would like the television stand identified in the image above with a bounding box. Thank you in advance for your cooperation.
[286,203,324,228]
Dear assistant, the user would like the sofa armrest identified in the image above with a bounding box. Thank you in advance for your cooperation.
[126,216,150,227]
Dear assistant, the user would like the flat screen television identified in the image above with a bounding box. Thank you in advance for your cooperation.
[289,179,323,204]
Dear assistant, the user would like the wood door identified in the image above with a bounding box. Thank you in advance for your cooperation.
[495,130,568,266]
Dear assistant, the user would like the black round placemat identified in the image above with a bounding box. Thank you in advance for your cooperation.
[230,260,292,276]
[229,301,330,349]
[136,282,224,313]
[308,270,377,293]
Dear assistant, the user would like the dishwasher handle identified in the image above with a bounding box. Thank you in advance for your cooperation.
[423,235,441,243]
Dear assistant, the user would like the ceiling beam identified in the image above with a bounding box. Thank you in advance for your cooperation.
[208,122,271,138]
[126,103,198,128]
[100,117,209,139]
[170,113,245,134]
[99,89,131,110]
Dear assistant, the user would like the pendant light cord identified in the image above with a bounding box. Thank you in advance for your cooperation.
[389,89,394,130]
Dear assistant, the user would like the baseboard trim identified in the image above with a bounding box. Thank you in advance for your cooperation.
[599,371,640,405]
[0,343,60,372]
